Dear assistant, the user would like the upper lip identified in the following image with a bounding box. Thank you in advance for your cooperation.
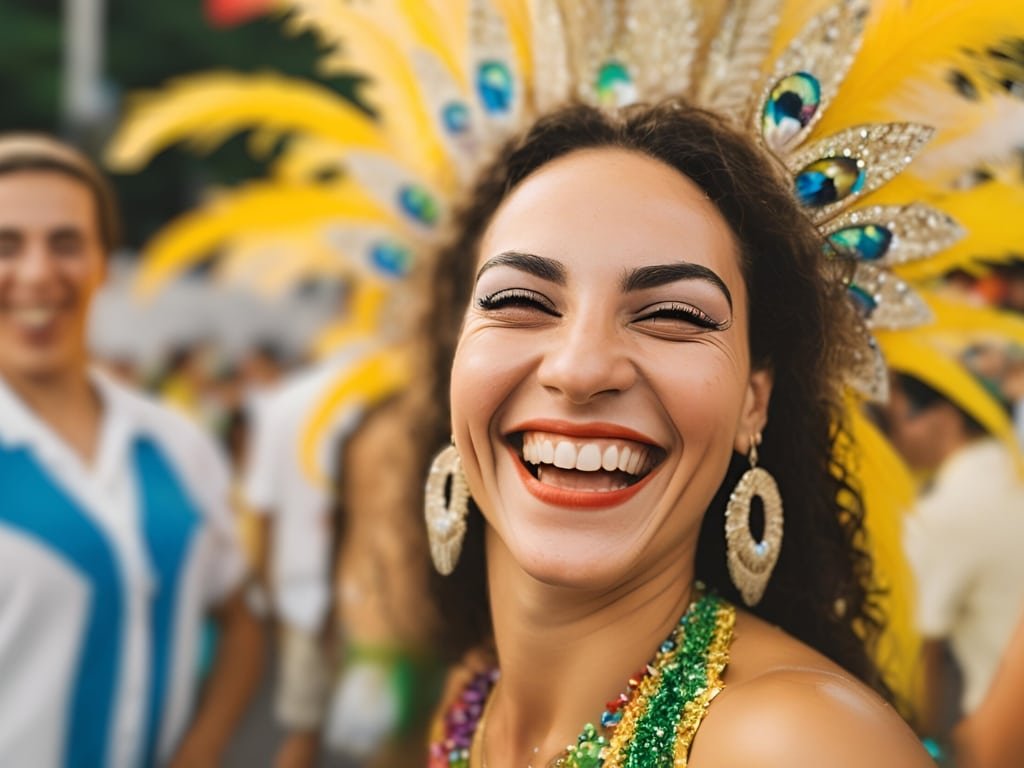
[503,418,663,448]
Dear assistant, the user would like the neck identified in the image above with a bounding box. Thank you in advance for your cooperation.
[482,530,696,767]
[1,363,103,465]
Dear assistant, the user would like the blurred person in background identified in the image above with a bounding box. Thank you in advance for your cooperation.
[242,348,366,768]
[322,395,444,767]
[883,370,1024,746]
[0,134,264,767]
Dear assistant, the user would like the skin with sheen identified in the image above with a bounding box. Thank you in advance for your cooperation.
[444,147,932,767]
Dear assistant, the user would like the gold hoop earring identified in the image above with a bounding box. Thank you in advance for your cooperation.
[424,443,470,575]
[725,434,783,607]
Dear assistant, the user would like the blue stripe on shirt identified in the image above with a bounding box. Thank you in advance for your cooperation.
[0,444,125,768]
[135,437,202,766]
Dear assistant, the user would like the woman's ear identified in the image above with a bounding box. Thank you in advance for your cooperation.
[734,367,773,455]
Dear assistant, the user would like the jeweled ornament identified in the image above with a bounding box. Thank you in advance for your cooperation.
[795,157,865,207]
[596,61,637,108]
[828,224,892,261]
[477,61,513,114]
[762,72,821,151]
[368,239,412,278]
[397,184,440,226]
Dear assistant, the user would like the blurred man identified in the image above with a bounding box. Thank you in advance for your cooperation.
[0,134,264,767]
[884,372,1024,740]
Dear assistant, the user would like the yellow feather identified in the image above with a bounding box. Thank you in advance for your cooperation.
[285,0,450,183]
[838,398,922,709]
[311,281,393,359]
[134,181,393,297]
[105,72,385,172]
[217,233,350,297]
[871,180,1024,281]
[814,0,1024,137]
[878,330,1018,454]
[300,346,411,486]
[924,291,1024,346]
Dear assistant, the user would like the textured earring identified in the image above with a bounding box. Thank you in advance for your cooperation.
[424,442,470,575]
[725,434,783,607]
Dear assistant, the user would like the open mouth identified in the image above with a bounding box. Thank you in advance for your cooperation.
[6,305,64,333]
[507,430,666,494]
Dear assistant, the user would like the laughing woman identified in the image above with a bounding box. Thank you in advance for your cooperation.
[418,103,932,768]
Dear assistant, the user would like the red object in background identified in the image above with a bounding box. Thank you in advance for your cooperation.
[204,0,274,27]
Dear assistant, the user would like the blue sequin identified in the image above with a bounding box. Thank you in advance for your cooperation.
[398,184,440,226]
[848,283,877,318]
[477,61,513,114]
[369,240,412,278]
[442,102,470,135]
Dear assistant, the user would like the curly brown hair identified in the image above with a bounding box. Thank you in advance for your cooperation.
[409,100,890,700]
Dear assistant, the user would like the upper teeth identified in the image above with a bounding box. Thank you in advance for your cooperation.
[521,431,656,476]
[12,307,57,329]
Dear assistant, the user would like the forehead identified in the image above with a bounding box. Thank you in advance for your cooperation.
[0,170,99,232]
[479,147,743,284]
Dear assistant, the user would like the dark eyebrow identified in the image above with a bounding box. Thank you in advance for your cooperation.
[476,251,567,286]
[621,262,733,310]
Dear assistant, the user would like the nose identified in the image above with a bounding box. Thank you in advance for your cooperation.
[14,241,59,284]
[536,313,637,404]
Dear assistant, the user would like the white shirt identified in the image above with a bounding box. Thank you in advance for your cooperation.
[243,346,369,632]
[0,371,246,768]
[904,437,1024,713]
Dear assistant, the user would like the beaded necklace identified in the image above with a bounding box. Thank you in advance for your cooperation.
[428,592,736,768]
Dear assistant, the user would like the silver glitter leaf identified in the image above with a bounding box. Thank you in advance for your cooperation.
[754,0,870,153]
[698,0,783,123]
[788,122,934,224]
[823,203,965,268]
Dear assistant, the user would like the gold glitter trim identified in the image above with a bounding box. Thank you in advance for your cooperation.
[672,603,736,766]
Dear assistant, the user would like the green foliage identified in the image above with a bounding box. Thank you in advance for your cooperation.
[0,0,364,248]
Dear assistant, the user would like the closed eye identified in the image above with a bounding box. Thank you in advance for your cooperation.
[476,288,561,317]
[634,303,730,333]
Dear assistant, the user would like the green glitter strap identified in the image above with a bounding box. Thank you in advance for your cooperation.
[562,592,736,768]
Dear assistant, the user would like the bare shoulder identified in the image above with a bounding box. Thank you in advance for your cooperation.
[688,611,933,768]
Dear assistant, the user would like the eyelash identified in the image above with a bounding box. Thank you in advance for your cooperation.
[635,303,729,331]
[477,289,560,316]
[476,292,728,332]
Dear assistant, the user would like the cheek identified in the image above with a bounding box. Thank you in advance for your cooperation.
[450,329,532,446]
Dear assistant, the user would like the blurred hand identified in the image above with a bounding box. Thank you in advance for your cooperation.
[321,661,399,758]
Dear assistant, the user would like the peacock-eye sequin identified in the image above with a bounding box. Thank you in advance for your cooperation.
[762,72,821,151]
[476,61,513,114]
[828,224,893,262]
[795,157,865,207]
[596,60,638,107]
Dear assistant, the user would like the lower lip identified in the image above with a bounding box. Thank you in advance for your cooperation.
[507,445,659,509]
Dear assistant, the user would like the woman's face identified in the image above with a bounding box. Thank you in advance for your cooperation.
[450,148,772,588]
